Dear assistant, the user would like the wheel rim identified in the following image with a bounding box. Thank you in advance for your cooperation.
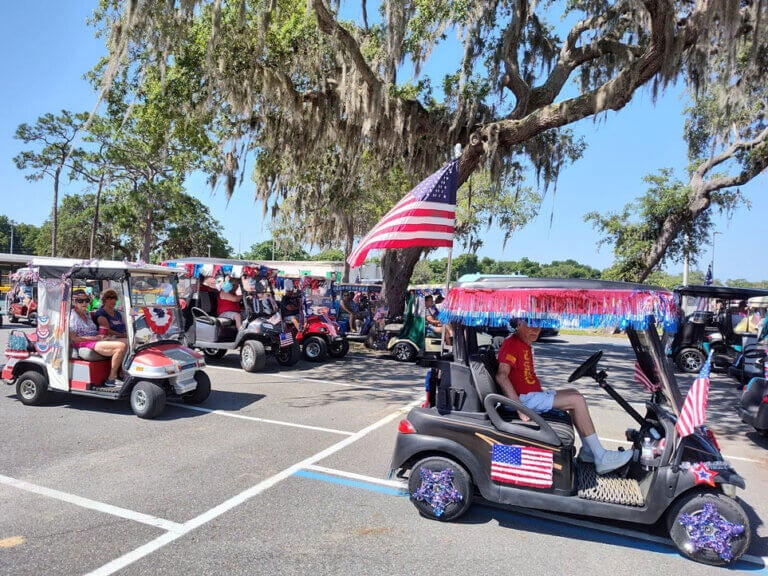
[394,344,412,360]
[19,379,37,400]
[306,341,321,359]
[681,351,703,371]
[134,389,148,410]
[242,345,253,367]
[203,348,218,356]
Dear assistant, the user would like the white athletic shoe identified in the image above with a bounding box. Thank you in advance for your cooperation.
[595,449,633,475]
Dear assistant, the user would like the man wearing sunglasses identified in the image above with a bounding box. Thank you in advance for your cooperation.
[70,289,128,387]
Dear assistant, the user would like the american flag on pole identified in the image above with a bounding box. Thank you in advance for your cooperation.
[347,159,459,268]
[491,444,553,488]
[675,354,712,437]
[634,361,659,393]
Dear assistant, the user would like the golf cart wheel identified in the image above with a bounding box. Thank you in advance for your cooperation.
[130,380,166,419]
[328,338,350,359]
[16,370,49,406]
[392,341,417,362]
[240,340,266,372]
[666,490,751,566]
[303,336,328,362]
[28,312,38,327]
[408,456,474,522]
[202,348,227,360]
[277,342,301,366]
[676,348,705,373]
[8,311,17,323]
[182,371,212,404]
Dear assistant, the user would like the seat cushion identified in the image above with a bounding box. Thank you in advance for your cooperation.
[73,347,109,361]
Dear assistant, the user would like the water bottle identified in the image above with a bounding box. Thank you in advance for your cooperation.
[641,436,654,468]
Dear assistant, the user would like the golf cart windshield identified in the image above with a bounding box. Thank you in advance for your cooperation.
[437,276,683,413]
[129,273,184,345]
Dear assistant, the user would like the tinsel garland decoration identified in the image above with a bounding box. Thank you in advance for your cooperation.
[678,501,744,561]
[412,468,463,517]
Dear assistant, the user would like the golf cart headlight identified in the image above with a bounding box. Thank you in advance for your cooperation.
[318,327,327,333]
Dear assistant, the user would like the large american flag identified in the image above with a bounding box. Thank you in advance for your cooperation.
[676,355,712,437]
[491,444,553,488]
[347,159,459,268]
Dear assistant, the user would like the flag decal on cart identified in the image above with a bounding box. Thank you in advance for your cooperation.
[491,444,553,488]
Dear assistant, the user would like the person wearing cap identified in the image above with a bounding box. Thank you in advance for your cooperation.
[217,276,243,330]
[425,294,452,345]
[495,319,633,475]
[280,280,301,332]
[70,289,128,388]
[94,289,127,338]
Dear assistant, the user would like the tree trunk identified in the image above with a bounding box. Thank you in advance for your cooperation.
[90,174,105,260]
[381,246,422,317]
[51,165,62,257]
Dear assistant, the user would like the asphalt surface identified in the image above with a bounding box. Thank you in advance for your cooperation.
[0,321,766,576]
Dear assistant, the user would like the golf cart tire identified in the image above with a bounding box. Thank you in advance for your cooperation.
[666,490,750,565]
[8,312,17,323]
[408,456,474,522]
[202,348,227,360]
[392,341,418,362]
[328,338,350,359]
[182,371,212,404]
[676,348,705,373]
[16,370,49,406]
[303,336,328,362]
[240,340,267,372]
[130,381,166,419]
[29,312,38,327]
[277,342,301,366]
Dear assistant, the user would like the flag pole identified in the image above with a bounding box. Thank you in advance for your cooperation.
[445,247,453,293]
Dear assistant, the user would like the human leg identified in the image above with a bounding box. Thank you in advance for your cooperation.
[94,339,128,380]
[552,389,631,474]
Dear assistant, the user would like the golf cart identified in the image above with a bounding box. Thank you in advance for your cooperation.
[727,295,768,386]
[385,289,448,362]
[390,277,751,566]
[6,266,38,326]
[669,284,768,373]
[279,275,349,362]
[2,258,210,419]
[332,282,382,342]
[163,258,301,371]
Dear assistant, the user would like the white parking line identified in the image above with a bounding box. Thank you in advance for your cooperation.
[0,474,183,534]
[166,402,354,436]
[85,399,422,576]
[304,464,407,490]
[203,363,421,392]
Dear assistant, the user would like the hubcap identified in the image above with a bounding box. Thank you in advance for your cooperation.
[19,380,36,399]
[134,389,148,410]
[307,341,321,358]
[682,352,702,371]
[395,344,411,360]
[242,346,253,366]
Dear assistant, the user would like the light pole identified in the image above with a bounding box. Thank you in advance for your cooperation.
[207,243,211,258]
[9,220,16,254]
[711,231,722,279]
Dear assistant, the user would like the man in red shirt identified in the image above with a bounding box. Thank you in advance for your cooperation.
[495,319,633,475]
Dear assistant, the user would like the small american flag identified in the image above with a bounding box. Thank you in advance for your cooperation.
[634,361,659,393]
[491,444,553,488]
[279,332,294,347]
[347,159,458,268]
[676,355,712,437]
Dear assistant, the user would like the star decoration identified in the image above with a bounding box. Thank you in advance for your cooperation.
[412,468,463,517]
[679,502,745,562]
[690,463,717,487]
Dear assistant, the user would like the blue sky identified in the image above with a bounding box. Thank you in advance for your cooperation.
[1,1,766,282]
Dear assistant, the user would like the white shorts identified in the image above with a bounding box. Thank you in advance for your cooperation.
[220,311,242,321]
[519,389,556,413]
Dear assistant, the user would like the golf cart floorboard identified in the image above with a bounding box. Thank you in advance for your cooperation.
[576,463,644,507]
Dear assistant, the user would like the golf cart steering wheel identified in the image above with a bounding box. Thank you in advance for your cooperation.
[567,350,603,383]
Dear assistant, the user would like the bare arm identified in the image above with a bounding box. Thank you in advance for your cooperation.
[495,362,529,422]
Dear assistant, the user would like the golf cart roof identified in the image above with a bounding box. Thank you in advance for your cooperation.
[32,258,179,281]
[0,253,39,267]
[747,295,768,308]
[336,283,382,293]
[673,284,768,300]
[440,276,677,330]
[162,257,278,279]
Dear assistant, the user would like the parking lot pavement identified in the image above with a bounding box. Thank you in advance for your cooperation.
[0,325,767,575]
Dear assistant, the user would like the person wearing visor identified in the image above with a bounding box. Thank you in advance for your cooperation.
[495,318,633,475]
[69,288,128,388]
[217,276,243,330]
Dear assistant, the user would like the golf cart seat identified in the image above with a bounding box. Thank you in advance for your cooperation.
[72,347,109,361]
[191,290,237,340]
[468,353,575,448]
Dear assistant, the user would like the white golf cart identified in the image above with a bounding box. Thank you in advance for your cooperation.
[2,258,210,419]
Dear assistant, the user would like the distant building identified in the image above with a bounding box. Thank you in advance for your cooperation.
[260,260,381,282]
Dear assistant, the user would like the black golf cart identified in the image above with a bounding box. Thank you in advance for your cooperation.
[669,284,768,373]
[390,277,751,566]
[163,258,301,372]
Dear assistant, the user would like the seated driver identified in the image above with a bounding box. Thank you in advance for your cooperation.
[495,318,633,475]
[217,276,243,330]
[424,294,452,345]
[280,280,301,332]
